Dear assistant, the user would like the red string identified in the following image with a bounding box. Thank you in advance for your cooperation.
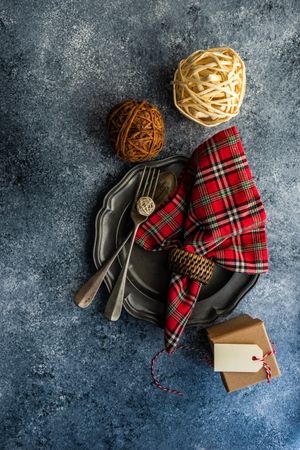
[150,344,212,396]
[151,343,276,395]
[252,344,276,384]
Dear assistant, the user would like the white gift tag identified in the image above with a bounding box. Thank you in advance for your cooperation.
[214,344,263,372]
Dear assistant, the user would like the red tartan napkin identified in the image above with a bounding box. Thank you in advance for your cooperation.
[136,127,268,353]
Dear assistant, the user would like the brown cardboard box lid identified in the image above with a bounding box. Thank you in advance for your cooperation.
[207,315,281,392]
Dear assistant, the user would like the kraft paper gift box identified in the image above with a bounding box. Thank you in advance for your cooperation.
[207,315,281,392]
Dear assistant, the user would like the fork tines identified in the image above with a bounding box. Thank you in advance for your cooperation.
[136,167,160,201]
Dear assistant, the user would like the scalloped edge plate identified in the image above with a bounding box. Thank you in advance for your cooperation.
[93,156,259,328]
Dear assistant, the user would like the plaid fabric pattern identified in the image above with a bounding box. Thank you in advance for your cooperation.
[136,127,268,353]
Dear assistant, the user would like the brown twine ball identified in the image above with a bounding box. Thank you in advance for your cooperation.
[107,99,165,162]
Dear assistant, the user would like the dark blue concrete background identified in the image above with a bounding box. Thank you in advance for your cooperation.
[1,0,299,449]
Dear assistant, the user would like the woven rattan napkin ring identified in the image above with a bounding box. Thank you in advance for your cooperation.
[169,248,214,285]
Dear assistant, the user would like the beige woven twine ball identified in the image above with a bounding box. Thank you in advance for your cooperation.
[173,47,246,127]
[136,196,156,216]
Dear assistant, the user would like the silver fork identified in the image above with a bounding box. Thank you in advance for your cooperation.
[104,166,160,321]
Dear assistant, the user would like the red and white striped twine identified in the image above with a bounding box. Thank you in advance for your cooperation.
[151,343,276,395]
[150,344,213,396]
[252,344,276,384]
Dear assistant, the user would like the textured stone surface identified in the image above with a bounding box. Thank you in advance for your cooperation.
[1,0,299,449]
